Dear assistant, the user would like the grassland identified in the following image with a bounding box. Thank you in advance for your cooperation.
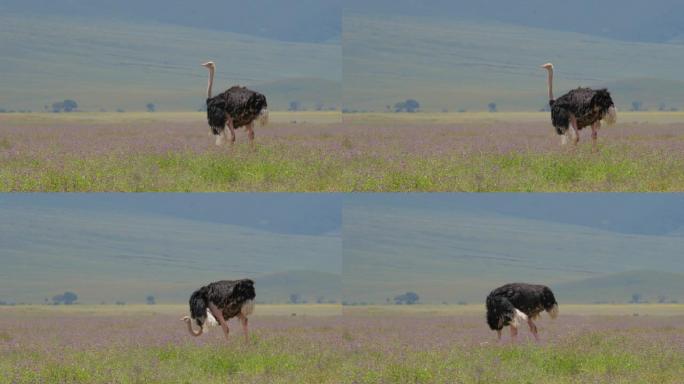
[1,304,682,383]
[343,13,684,112]
[1,111,684,191]
[0,13,340,112]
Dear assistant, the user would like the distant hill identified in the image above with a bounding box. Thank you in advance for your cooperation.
[345,0,684,44]
[0,204,341,304]
[0,0,341,44]
[257,270,341,303]
[342,203,684,304]
[4,194,342,236]
[343,14,684,112]
[0,14,340,111]
[555,270,684,304]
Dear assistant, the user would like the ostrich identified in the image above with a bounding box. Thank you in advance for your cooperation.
[541,63,617,146]
[202,61,269,146]
[486,283,558,342]
[181,279,255,342]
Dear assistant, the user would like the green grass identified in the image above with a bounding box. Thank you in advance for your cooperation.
[2,142,683,192]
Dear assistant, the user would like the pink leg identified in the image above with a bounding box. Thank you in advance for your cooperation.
[246,122,256,151]
[527,318,539,341]
[497,329,502,342]
[591,122,599,150]
[208,303,230,341]
[238,314,249,343]
[510,325,518,343]
[570,116,580,145]
[227,119,236,145]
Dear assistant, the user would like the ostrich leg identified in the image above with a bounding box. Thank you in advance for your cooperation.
[569,115,580,145]
[208,302,230,340]
[238,313,249,343]
[227,118,236,145]
[527,318,539,341]
[496,329,502,342]
[510,325,519,343]
[591,121,600,149]
[246,122,255,142]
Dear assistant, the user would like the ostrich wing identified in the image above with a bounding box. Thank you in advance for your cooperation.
[221,87,268,128]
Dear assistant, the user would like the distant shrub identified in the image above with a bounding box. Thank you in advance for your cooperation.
[631,101,643,111]
[116,108,125,113]
[488,102,497,113]
[394,291,419,305]
[146,103,156,112]
[146,295,156,305]
[289,100,301,111]
[394,99,420,113]
[52,291,78,305]
[115,301,126,306]
[289,293,302,304]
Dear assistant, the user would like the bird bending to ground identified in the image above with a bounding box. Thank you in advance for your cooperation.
[486,282,558,342]
[202,61,269,146]
[181,279,255,342]
[541,63,617,146]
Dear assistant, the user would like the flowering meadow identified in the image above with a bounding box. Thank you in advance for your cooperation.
[1,112,684,191]
[1,304,682,383]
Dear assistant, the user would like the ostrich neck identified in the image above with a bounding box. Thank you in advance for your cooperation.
[546,69,554,101]
[207,68,215,99]
[185,318,203,336]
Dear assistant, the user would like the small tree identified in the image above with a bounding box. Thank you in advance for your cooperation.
[146,295,156,305]
[394,291,419,305]
[62,291,78,305]
[146,103,156,112]
[404,99,420,113]
[631,101,642,111]
[289,293,301,304]
[488,102,497,113]
[289,101,301,112]
[62,100,78,112]
[630,293,642,303]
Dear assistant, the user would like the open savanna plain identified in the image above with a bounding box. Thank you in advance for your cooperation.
[0,304,344,384]
[340,304,684,383]
[1,111,684,191]
[2,304,682,383]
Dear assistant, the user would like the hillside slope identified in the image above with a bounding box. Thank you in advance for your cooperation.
[343,14,684,112]
[342,204,684,304]
[0,14,340,111]
[0,205,341,304]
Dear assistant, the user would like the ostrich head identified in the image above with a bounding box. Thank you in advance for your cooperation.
[201,61,216,70]
[540,63,554,70]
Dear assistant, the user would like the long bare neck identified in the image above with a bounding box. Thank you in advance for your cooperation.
[206,67,215,99]
[185,318,203,336]
[546,68,554,101]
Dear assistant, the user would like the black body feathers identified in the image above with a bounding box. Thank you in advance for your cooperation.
[486,283,558,330]
[206,87,267,135]
[550,88,615,135]
[188,279,256,328]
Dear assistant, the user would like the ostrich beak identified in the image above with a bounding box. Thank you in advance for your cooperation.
[541,63,554,70]
[201,61,215,68]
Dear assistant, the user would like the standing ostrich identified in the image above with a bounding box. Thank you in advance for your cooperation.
[202,61,269,146]
[181,279,255,342]
[541,63,617,146]
[486,283,558,342]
